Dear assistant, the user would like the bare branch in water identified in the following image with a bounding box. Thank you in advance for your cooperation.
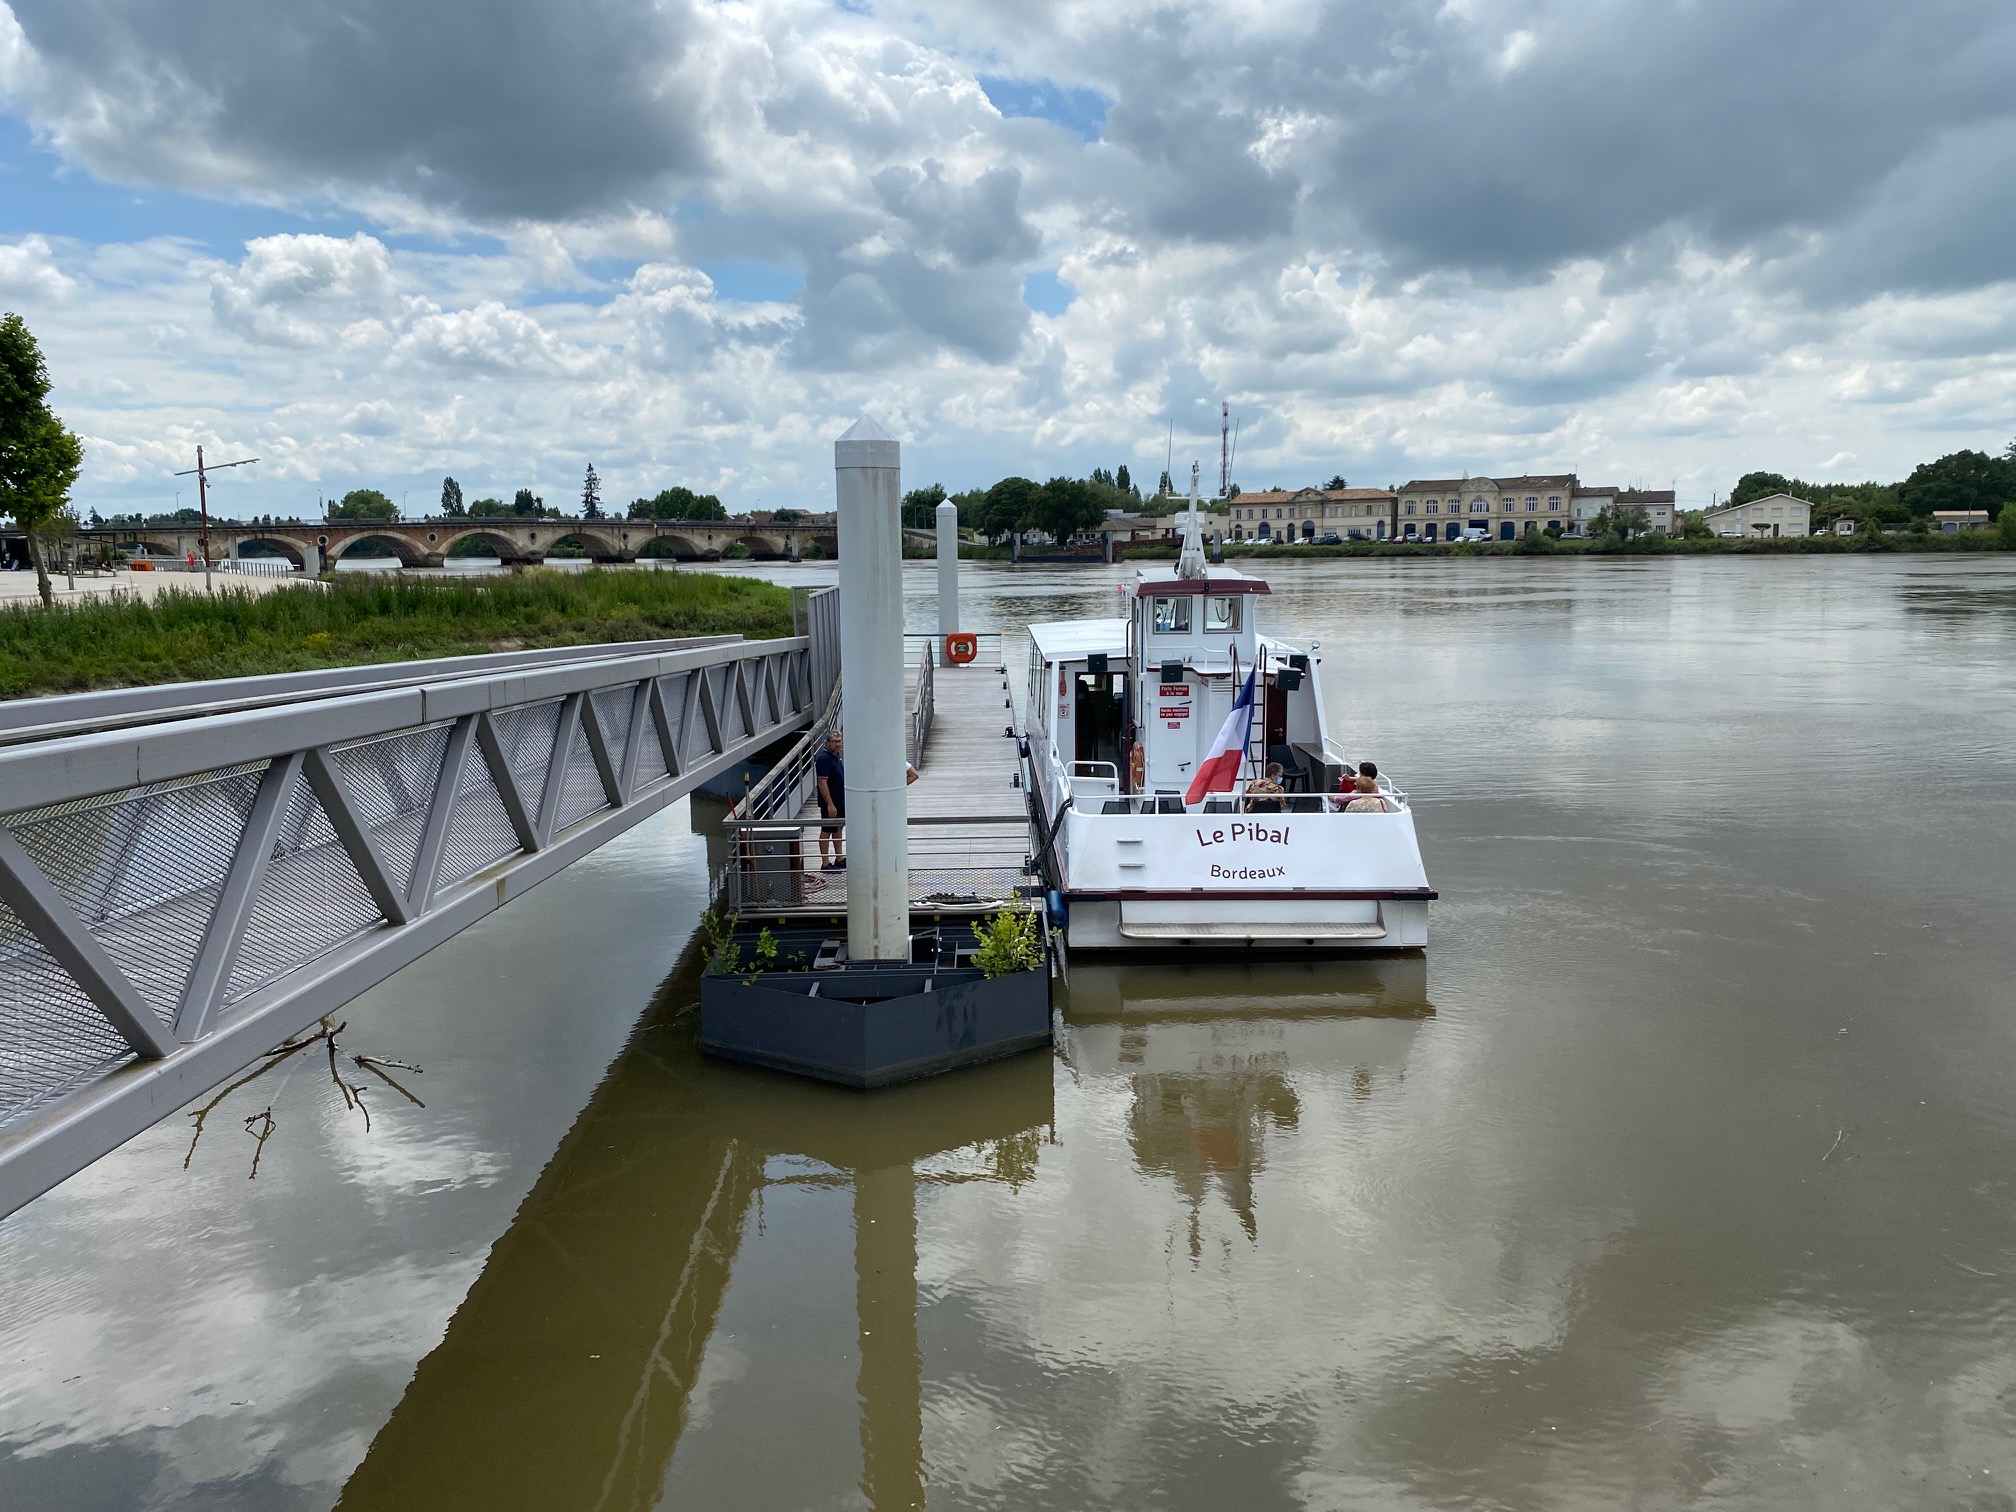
[244,1107,276,1179]
[354,1055,426,1108]
[184,1015,423,1177]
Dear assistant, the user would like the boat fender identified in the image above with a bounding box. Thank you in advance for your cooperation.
[1046,890,1068,928]
[1128,741,1145,791]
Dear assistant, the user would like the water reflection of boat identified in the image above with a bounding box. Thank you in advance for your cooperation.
[335,954,1053,1512]
[1062,954,1432,1024]
[1061,960,1432,1255]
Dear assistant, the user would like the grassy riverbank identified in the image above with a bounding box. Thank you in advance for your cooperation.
[1122,531,2012,562]
[0,569,796,699]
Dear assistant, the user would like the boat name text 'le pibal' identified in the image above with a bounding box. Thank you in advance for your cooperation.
[1194,822,1291,848]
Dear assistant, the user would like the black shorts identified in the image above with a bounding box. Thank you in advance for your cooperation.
[822,803,844,835]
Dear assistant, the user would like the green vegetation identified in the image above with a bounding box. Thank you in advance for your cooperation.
[0,567,794,698]
[974,904,1046,978]
[0,311,87,607]
[628,485,726,521]
[1727,445,2016,531]
[327,488,397,521]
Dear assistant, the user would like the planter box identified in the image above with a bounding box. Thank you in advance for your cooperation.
[700,959,1051,1088]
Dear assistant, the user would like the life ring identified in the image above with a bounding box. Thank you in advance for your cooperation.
[1128,741,1146,791]
[944,632,978,665]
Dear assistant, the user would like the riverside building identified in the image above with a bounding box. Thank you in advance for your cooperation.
[1227,488,1398,542]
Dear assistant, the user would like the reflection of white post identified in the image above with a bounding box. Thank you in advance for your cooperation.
[835,416,910,963]
[935,500,959,638]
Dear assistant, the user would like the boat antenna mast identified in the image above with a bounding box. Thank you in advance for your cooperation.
[1219,401,1230,498]
[1178,461,1207,579]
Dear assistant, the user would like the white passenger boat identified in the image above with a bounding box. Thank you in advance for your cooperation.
[1024,471,1434,953]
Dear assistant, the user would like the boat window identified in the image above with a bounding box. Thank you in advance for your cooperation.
[1151,596,1191,634]
[1205,596,1241,631]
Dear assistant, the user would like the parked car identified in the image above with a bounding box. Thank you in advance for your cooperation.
[1461,527,1490,542]
[1315,531,1342,546]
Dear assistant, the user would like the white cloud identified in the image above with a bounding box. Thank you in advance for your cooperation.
[0,0,2010,511]
[0,233,75,299]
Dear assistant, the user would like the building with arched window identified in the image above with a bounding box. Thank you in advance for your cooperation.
[1225,487,1397,541]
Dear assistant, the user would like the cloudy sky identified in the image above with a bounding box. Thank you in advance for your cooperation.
[0,0,2011,518]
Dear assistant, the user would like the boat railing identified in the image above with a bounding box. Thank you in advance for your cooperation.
[1067,760,1119,803]
[1076,787,1411,817]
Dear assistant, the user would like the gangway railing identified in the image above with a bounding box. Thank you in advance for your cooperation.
[716,814,1032,918]
[0,633,823,1218]
[909,639,934,768]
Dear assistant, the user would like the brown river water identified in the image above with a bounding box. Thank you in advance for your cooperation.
[3,554,2015,1510]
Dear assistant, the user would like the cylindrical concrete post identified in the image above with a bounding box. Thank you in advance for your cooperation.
[935,500,959,638]
[835,416,910,963]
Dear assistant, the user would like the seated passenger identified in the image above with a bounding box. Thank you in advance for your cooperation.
[1345,761,1387,813]
[1245,763,1287,812]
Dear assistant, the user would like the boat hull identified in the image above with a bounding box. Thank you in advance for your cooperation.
[1047,803,1435,955]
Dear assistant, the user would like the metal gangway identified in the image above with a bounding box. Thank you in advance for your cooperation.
[0,590,840,1218]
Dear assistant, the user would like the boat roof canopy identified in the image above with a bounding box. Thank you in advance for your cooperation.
[1132,566,1271,596]
[1029,619,1129,660]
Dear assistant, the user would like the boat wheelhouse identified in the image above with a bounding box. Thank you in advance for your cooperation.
[1024,480,1433,952]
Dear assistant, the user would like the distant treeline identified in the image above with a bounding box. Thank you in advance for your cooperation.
[1728,442,2016,527]
[902,463,1178,543]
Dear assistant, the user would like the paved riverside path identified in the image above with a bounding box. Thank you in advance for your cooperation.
[787,657,1030,913]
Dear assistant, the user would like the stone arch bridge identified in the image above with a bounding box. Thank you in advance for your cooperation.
[68,517,935,571]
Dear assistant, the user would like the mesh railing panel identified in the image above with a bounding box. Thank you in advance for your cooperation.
[0,900,136,1132]
[223,779,387,1006]
[554,718,612,832]
[436,760,521,889]
[634,691,671,789]
[656,674,689,768]
[330,723,452,897]
[6,766,265,1025]
[491,700,564,809]
[590,687,633,785]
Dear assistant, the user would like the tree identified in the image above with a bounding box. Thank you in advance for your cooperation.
[469,496,504,515]
[581,464,603,520]
[1729,472,1797,507]
[440,476,464,517]
[981,476,1042,540]
[772,507,805,524]
[1031,476,1106,543]
[1612,504,1651,538]
[628,485,726,521]
[1115,463,1133,495]
[1,412,84,607]
[1157,469,1173,496]
[511,487,544,518]
[328,488,397,521]
[0,313,87,607]
[901,482,947,529]
[2000,503,2016,549]
[1897,450,2016,519]
[1322,474,1348,490]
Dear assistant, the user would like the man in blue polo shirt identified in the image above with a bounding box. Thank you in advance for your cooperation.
[812,731,921,871]
[815,731,845,870]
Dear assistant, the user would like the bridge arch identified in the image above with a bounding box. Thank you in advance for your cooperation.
[332,533,426,567]
[436,527,528,562]
[731,533,783,560]
[546,528,625,560]
[637,534,702,560]
[233,536,307,569]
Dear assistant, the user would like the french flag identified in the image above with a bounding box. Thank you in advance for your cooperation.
[1184,668,1257,806]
